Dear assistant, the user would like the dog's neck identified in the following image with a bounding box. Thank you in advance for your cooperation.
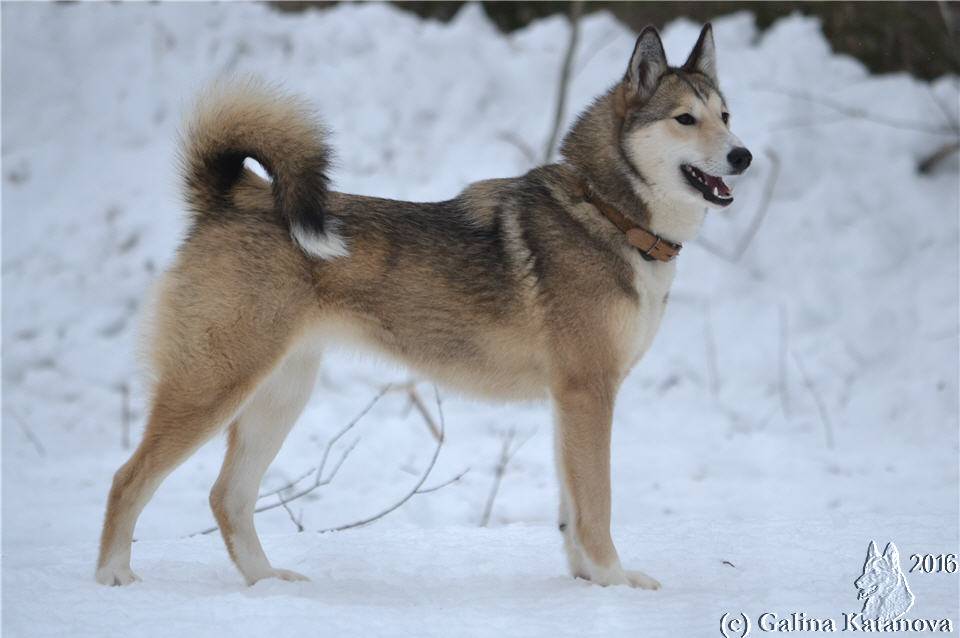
[560,87,706,246]
[627,175,706,244]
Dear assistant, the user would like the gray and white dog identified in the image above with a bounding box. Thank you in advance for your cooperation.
[96,23,751,589]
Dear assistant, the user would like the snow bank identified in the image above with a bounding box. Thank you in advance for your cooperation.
[2,3,957,636]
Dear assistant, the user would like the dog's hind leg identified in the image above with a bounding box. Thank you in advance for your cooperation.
[95,371,267,586]
[95,257,312,585]
[209,343,320,585]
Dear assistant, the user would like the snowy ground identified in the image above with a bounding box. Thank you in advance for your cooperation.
[2,3,958,636]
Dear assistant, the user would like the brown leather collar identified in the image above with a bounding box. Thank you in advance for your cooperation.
[580,183,681,263]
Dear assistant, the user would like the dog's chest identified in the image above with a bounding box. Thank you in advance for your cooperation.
[617,253,676,371]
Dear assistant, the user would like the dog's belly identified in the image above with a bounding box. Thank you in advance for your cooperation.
[404,355,548,401]
[311,315,549,401]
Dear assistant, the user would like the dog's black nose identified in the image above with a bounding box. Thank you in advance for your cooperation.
[727,147,752,173]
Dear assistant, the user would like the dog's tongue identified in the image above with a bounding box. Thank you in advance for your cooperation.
[704,173,731,197]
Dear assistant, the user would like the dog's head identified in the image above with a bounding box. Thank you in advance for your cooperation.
[617,24,751,208]
[855,541,903,602]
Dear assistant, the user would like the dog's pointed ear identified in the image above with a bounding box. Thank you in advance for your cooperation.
[882,543,901,568]
[867,540,880,559]
[625,26,668,101]
[683,23,717,84]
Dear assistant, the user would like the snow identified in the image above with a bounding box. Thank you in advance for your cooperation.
[4,519,957,638]
[2,2,958,636]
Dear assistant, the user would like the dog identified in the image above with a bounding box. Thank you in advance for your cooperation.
[855,542,915,621]
[96,23,751,588]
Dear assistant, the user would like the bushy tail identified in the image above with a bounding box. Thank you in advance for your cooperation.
[180,79,341,257]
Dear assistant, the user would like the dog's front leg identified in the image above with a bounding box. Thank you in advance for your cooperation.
[553,375,660,590]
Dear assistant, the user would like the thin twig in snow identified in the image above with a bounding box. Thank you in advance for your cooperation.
[189,386,390,537]
[732,149,780,259]
[572,29,619,78]
[696,148,780,263]
[792,351,835,449]
[778,303,791,419]
[703,302,720,400]
[543,1,583,163]
[416,467,470,494]
[279,497,304,533]
[256,385,390,501]
[389,381,442,441]
[479,426,534,527]
[251,437,361,518]
[926,85,960,133]
[918,141,960,174]
[8,408,45,457]
[496,131,536,167]
[754,86,958,136]
[318,386,455,533]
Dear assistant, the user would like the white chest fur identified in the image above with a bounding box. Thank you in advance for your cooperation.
[616,190,703,375]
[619,250,677,375]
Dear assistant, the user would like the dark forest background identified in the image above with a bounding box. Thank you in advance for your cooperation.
[273,1,959,80]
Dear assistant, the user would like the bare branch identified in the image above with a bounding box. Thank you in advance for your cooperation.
[791,351,835,449]
[542,1,583,163]
[693,236,735,262]
[755,85,958,136]
[926,85,960,133]
[416,468,470,494]
[572,28,619,78]
[252,436,362,518]
[188,386,390,537]
[778,303,791,419]
[732,149,780,260]
[480,426,534,527]
[695,148,780,263]
[918,141,960,174]
[279,497,304,533]
[389,381,442,441]
[189,383,465,538]
[318,386,450,533]
[7,408,45,457]
[496,131,536,167]
[257,385,390,500]
[703,302,720,401]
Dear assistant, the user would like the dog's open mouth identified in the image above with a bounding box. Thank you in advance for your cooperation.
[681,164,733,206]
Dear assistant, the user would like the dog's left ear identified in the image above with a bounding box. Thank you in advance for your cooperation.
[882,543,901,569]
[682,23,718,85]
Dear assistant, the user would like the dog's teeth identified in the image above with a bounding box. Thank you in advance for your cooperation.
[712,186,719,196]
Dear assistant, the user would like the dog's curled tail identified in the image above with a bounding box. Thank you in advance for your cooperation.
[180,79,344,258]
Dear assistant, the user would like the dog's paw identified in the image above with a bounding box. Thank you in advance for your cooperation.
[578,563,631,587]
[625,569,661,590]
[95,565,141,586]
[249,567,310,585]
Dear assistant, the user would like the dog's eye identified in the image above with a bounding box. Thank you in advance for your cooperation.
[674,114,696,126]
[721,112,730,124]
